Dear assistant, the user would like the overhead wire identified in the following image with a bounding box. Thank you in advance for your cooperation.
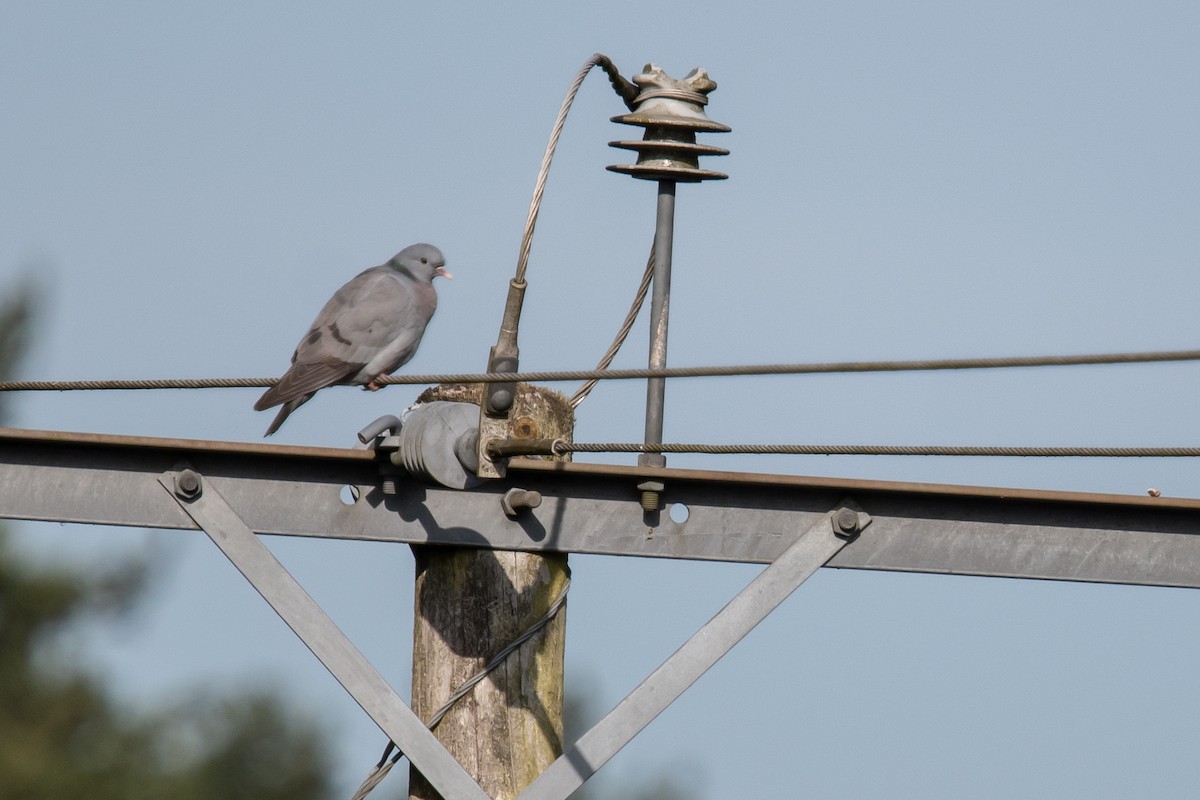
[4,49,1196,459]
[551,443,1200,458]
[5,347,1200,392]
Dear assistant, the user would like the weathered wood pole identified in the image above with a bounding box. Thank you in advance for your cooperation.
[408,383,572,800]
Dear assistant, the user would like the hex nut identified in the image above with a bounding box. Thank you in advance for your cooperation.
[174,469,202,500]
[832,508,860,540]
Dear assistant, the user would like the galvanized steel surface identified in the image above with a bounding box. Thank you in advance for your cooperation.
[517,507,861,800]
[156,468,491,800]
[3,427,1200,588]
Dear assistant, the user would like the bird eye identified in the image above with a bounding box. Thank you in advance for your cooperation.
[420,257,428,264]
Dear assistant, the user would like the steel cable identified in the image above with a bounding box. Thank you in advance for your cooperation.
[514,54,635,285]
[552,443,1200,457]
[569,250,655,408]
[5,347,1200,392]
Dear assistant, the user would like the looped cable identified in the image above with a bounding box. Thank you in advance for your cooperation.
[514,53,634,286]
[570,249,656,408]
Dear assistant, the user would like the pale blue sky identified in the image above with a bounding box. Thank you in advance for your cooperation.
[3,2,1200,797]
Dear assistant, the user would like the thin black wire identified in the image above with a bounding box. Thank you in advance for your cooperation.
[5,347,1200,392]
[347,579,571,800]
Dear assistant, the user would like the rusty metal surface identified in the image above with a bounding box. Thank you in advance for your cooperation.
[0,425,374,461]
[508,457,1200,511]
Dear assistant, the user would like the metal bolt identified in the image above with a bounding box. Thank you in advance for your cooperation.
[381,478,398,496]
[502,488,542,517]
[490,388,514,412]
[832,508,860,540]
[174,469,202,500]
[637,480,664,512]
[511,416,539,439]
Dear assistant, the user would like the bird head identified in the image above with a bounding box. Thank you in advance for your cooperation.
[392,243,451,282]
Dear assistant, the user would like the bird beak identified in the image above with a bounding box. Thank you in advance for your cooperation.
[436,267,453,280]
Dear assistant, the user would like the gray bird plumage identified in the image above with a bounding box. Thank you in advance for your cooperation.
[254,243,450,436]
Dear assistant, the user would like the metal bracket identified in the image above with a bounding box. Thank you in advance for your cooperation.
[476,410,509,479]
[157,462,866,800]
[156,465,491,800]
[517,502,869,800]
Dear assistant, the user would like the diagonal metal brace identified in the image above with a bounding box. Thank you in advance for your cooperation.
[517,503,870,800]
[157,466,491,800]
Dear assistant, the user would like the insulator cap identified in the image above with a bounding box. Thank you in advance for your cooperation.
[390,401,483,490]
[608,64,730,182]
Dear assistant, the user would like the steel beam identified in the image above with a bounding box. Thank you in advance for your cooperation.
[518,505,864,800]
[3,427,1200,587]
[155,466,491,800]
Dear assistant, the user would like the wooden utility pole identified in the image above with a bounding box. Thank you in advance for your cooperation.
[409,383,573,800]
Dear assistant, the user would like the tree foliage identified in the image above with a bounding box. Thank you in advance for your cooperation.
[0,534,336,800]
[0,288,336,799]
[0,282,33,422]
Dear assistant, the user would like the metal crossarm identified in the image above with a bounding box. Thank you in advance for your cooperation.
[156,466,492,800]
[159,461,864,800]
[3,428,1200,587]
[149,459,866,800]
[5,426,1200,796]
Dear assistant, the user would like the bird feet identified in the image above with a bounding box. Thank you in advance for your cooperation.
[365,374,391,391]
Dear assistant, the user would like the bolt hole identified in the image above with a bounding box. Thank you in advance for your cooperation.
[669,503,689,524]
[339,485,361,505]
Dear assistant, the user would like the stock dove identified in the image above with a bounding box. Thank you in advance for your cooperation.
[254,243,450,436]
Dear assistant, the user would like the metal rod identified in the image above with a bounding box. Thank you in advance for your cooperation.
[487,437,562,458]
[641,180,676,470]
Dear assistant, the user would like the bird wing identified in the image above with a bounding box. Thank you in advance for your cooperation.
[254,360,361,410]
[254,267,422,410]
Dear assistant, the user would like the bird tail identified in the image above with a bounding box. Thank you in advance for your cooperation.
[254,384,287,412]
[263,395,311,437]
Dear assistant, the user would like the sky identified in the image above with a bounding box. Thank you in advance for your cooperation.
[2,1,1200,797]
